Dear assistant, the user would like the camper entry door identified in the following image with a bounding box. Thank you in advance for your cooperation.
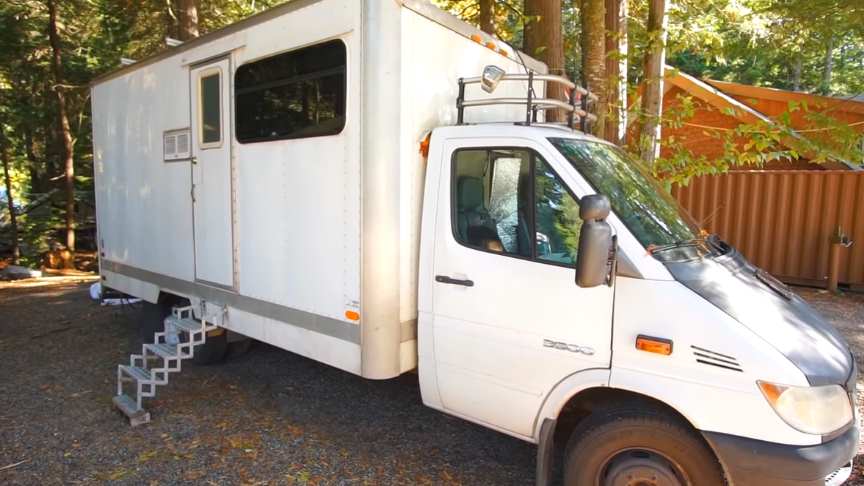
[190,58,235,288]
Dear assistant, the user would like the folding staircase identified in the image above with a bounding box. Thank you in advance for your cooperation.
[112,306,218,426]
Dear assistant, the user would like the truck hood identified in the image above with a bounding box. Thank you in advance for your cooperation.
[664,249,853,387]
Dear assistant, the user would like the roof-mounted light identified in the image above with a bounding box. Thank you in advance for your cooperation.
[480,65,506,94]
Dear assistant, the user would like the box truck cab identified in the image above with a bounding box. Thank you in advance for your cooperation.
[417,122,857,486]
[90,1,857,484]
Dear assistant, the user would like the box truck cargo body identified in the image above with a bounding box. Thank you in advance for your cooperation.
[92,0,542,380]
[92,1,858,485]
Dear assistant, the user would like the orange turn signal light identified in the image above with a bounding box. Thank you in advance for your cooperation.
[636,335,673,355]
[345,310,360,321]
[419,133,431,158]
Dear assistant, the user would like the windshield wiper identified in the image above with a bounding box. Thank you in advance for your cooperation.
[647,238,706,254]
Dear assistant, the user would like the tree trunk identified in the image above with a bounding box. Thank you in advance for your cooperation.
[1,136,20,265]
[478,0,495,34]
[178,0,199,41]
[524,0,565,122]
[581,0,606,138]
[821,35,834,94]
[791,57,802,91]
[47,0,76,258]
[637,0,668,165]
[604,0,627,143]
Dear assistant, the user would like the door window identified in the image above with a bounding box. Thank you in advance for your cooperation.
[452,148,581,266]
[534,159,582,265]
[199,70,222,148]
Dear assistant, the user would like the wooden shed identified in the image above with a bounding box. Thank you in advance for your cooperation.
[660,67,863,171]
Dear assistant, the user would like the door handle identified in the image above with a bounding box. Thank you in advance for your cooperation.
[435,275,474,287]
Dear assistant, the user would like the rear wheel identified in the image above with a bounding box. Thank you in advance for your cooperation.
[563,405,725,486]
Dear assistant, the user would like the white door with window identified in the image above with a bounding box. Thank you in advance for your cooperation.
[431,140,615,437]
[190,59,234,288]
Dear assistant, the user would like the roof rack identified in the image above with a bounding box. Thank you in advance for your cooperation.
[456,68,599,133]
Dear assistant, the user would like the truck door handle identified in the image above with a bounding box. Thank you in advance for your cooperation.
[435,275,474,287]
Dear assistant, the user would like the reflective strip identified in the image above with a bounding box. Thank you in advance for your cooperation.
[100,260,361,344]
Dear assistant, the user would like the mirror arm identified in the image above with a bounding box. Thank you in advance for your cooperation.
[606,235,618,287]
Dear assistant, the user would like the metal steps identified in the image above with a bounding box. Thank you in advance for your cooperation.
[113,305,218,426]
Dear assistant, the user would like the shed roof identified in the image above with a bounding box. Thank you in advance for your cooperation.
[664,66,860,170]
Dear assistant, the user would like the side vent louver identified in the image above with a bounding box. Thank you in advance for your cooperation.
[692,345,743,372]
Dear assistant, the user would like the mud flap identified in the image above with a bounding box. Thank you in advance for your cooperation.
[536,418,556,486]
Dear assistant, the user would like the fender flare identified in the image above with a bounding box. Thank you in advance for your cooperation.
[531,368,611,440]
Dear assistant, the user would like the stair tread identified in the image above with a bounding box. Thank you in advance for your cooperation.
[113,394,150,426]
[145,342,179,358]
[119,364,153,382]
[113,394,143,414]
[165,315,202,333]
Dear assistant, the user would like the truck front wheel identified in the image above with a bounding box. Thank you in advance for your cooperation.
[563,406,724,486]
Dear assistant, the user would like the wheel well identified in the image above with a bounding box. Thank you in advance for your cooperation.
[156,291,189,307]
[552,387,703,450]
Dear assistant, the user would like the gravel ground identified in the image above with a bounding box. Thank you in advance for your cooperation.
[0,280,862,485]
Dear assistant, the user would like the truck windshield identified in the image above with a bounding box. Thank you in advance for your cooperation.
[549,138,701,250]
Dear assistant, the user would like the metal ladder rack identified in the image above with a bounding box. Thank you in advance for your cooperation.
[112,306,218,426]
[456,68,599,132]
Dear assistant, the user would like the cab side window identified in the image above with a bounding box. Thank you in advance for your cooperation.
[452,148,581,265]
[535,159,582,265]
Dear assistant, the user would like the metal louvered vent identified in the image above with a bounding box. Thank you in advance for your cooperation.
[692,345,742,372]
[163,128,191,161]
[176,132,190,155]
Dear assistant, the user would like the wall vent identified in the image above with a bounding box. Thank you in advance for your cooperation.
[691,345,742,372]
[163,128,192,161]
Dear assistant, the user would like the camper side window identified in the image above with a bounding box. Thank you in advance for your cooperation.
[235,40,347,143]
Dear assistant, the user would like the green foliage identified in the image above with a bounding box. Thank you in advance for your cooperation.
[0,0,283,263]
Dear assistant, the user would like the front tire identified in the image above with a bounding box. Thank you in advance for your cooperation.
[563,405,725,486]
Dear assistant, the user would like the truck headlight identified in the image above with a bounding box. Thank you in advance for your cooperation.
[758,381,853,435]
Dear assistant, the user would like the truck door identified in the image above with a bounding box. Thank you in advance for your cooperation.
[429,139,614,437]
[190,58,234,288]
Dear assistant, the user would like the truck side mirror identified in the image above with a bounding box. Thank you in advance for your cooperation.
[575,195,614,288]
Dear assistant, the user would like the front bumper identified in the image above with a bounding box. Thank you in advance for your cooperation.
[704,425,858,486]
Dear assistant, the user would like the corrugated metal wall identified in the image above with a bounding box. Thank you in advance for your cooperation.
[672,171,864,289]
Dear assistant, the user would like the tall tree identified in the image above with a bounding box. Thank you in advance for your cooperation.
[637,0,668,165]
[820,34,834,94]
[47,0,76,257]
[1,129,19,265]
[605,0,627,143]
[178,0,200,41]
[478,0,495,34]
[524,0,566,121]
[580,0,606,137]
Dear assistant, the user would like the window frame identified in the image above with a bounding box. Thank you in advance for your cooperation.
[449,146,583,270]
[196,66,223,150]
[233,39,348,144]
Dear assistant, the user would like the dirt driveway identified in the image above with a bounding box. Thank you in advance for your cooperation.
[0,280,862,485]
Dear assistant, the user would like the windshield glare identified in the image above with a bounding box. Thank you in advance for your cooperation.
[549,138,700,251]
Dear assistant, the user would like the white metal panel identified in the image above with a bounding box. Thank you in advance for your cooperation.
[428,136,615,438]
[190,59,234,287]
[610,277,817,446]
[91,58,195,286]
[233,0,361,327]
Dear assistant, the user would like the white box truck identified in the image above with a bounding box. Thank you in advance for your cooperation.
[91,1,858,484]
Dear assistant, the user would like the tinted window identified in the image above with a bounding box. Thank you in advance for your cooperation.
[235,40,346,143]
[200,73,221,145]
[452,148,581,265]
